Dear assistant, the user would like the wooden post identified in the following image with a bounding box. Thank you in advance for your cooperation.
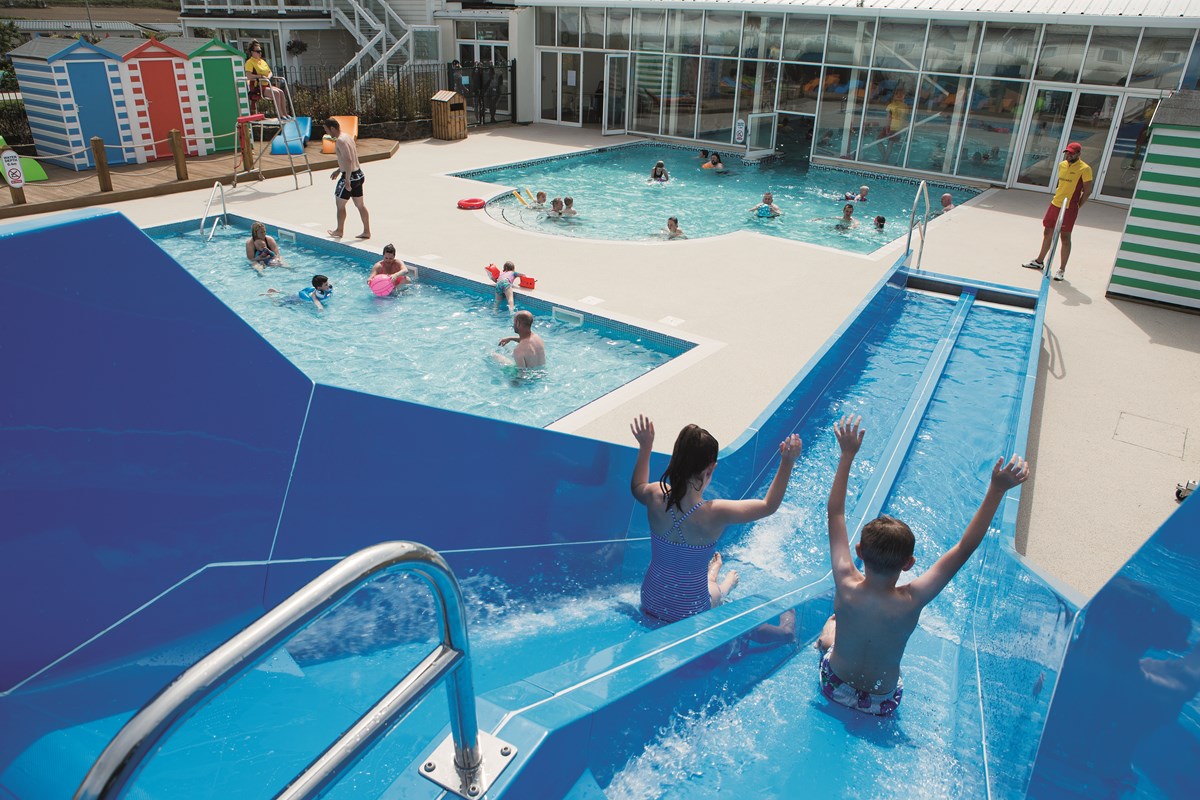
[169,129,188,181]
[239,122,254,172]
[91,137,113,192]
[8,185,25,205]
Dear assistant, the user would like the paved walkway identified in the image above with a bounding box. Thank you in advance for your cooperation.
[20,123,1197,599]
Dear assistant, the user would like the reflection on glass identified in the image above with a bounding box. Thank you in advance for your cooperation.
[1065,91,1118,181]
[557,8,579,48]
[906,73,972,174]
[631,54,663,133]
[1098,97,1156,199]
[1034,25,1088,83]
[814,65,866,159]
[1082,27,1136,86]
[778,62,822,114]
[956,78,1025,182]
[540,50,558,121]
[666,9,702,55]
[827,16,875,65]
[698,57,738,143]
[477,22,508,42]
[605,55,629,131]
[704,11,743,57]
[536,7,556,48]
[859,71,915,166]
[977,23,1038,79]
[1016,88,1071,186]
[633,9,666,52]
[873,19,926,70]
[561,52,581,124]
[455,21,475,40]
[782,14,827,63]
[663,55,700,138]
[606,9,631,50]
[735,60,778,124]
[742,13,784,59]
[924,20,981,74]
[1130,29,1193,90]
[581,9,604,49]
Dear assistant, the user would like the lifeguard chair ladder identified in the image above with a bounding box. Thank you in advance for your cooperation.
[232,77,313,190]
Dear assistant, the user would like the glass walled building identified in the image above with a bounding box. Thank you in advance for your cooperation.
[499,0,1200,204]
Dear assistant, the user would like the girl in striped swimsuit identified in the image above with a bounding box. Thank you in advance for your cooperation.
[630,415,804,624]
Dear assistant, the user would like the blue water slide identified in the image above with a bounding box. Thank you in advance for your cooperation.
[270,116,311,155]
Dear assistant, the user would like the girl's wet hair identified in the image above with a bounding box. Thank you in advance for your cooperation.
[660,424,719,512]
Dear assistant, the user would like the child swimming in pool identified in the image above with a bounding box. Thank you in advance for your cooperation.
[818,414,1029,716]
[266,274,333,312]
[630,414,803,625]
[649,161,670,182]
[491,260,522,314]
[530,190,548,210]
[562,196,578,217]
[663,216,685,239]
[843,185,869,202]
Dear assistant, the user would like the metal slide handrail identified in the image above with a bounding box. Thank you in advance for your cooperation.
[904,179,932,271]
[74,541,501,800]
[1042,195,1070,280]
[199,181,227,241]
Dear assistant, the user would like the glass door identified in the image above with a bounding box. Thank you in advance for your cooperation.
[603,54,629,134]
[1065,90,1121,193]
[540,51,559,122]
[1014,86,1073,190]
[1096,95,1158,202]
[560,52,582,124]
[746,112,777,156]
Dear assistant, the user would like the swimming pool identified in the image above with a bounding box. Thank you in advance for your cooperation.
[151,218,688,428]
[456,142,979,252]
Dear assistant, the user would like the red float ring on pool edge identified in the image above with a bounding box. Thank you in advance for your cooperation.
[457,198,486,210]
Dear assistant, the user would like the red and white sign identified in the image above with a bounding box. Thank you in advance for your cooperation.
[2,150,24,190]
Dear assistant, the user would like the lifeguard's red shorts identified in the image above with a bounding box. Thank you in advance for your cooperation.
[1043,202,1080,233]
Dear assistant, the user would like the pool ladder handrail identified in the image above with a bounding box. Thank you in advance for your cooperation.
[905,179,932,271]
[1042,195,1070,280]
[199,181,227,242]
[73,541,515,800]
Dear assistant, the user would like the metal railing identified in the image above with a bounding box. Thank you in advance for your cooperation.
[200,181,227,240]
[905,179,932,271]
[1042,195,1070,280]
[73,541,512,800]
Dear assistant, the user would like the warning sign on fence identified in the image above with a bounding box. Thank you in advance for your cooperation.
[2,150,25,190]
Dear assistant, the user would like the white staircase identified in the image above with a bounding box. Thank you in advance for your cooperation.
[328,0,412,89]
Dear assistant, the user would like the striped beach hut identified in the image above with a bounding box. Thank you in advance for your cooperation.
[7,38,138,171]
[101,38,195,162]
[161,37,249,156]
[1107,92,1200,311]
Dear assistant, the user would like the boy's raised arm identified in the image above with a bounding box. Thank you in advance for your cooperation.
[828,415,864,579]
[909,455,1029,606]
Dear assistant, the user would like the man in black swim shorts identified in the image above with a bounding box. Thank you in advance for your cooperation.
[326,118,371,239]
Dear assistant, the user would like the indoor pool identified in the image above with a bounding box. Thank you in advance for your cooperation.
[456,142,979,252]
[152,219,686,427]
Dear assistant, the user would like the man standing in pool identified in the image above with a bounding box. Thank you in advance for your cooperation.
[326,118,371,240]
[1022,142,1092,281]
[494,310,546,369]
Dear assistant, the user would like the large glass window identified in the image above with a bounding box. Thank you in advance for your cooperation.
[814,65,867,159]
[924,20,981,75]
[455,21,475,40]
[907,73,973,173]
[777,62,823,114]
[1034,25,1088,83]
[666,9,703,55]
[1130,28,1194,90]
[606,10,631,50]
[977,23,1038,79]
[742,13,784,60]
[632,54,664,132]
[581,10,604,49]
[540,50,558,120]
[697,57,738,142]
[662,55,700,138]
[477,22,507,42]
[633,9,666,52]
[703,12,743,57]
[1098,96,1157,199]
[735,60,778,122]
[536,7,556,48]
[1082,27,1137,86]
[557,8,580,48]
[859,71,916,165]
[873,19,926,70]
[782,15,826,63]
[827,16,875,65]
[957,78,1026,182]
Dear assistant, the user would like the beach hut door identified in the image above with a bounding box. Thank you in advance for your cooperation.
[66,61,120,167]
[142,60,185,159]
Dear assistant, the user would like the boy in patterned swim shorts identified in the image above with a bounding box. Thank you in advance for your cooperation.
[818,414,1029,716]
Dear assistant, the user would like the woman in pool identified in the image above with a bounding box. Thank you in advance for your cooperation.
[245,221,283,272]
[629,414,803,623]
[649,161,670,182]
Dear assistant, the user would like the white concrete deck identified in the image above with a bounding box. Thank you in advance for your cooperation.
[33,124,1199,599]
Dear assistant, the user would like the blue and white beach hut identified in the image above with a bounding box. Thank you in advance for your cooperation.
[7,38,138,170]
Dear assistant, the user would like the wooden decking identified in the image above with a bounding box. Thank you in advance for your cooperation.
[1,138,399,220]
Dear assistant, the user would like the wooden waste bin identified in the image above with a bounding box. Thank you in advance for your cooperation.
[431,90,468,141]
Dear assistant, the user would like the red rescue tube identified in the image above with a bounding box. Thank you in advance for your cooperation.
[457,198,486,210]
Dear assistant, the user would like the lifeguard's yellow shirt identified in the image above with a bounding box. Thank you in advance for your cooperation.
[886,99,908,129]
[246,56,272,88]
[1052,159,1093,208]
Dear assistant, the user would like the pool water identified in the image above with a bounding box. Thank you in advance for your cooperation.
[456,143,979,252]
[152,223,682,427]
